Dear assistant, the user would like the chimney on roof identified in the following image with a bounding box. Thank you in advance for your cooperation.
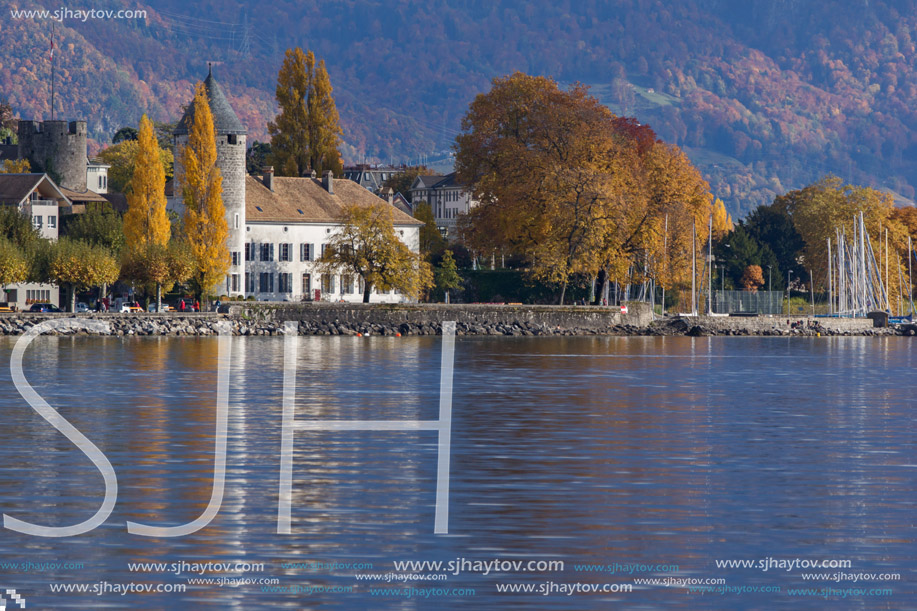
[323,170,334,194]
[309,169,317,179]
[383,187,394,203]
[262,166,274,191]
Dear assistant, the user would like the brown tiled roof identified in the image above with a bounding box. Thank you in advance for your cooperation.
[59,187,109,203]
[0,173,43,204]
[245,175,422,225]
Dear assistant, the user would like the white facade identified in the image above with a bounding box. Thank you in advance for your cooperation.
[409,173,477,238]
[242,220,420,303]
[86,161,110,194]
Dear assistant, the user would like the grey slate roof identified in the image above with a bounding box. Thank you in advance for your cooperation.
[174,68,247,136]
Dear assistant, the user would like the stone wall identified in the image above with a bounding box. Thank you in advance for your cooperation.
[234,302,655,331]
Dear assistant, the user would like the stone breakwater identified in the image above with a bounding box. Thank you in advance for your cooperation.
[0,308,911,337]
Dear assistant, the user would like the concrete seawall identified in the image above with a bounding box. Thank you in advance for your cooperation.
[0,305,909,337]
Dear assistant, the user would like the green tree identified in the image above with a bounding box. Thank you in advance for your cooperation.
[413,201,445,256]
[0,98,17,143]
[61,202,125,253]
[714,224,782,290]
[98,140,173,193]
[317,202,432,303]
[246,140,273,174]
[46,238,120,312]
[112,126,138,143]
[268,48,342,177]
[179,81,229,300]
[0,205,40,249]
[743,203,804,281]
[435,249,462,303]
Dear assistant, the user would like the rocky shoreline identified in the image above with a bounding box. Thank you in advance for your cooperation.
[0,313,912,337]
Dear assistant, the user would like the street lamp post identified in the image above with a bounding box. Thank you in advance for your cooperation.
[787,270,792,316]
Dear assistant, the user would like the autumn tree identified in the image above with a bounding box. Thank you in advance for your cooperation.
[0,205,40,250]
[0,237,28,286]
[269,48,343,177]
[1,159,30,173]
[179,81,230,300]
[120,241,193,305]
[456,72,638,304]
[740,264,765,291]
[123,114,172,309]
[456,72,714,305]
[774,176,908,299]
[46,238,120,312]
[317,202,432,303]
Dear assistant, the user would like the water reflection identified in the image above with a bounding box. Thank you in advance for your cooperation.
[0,335,913,608]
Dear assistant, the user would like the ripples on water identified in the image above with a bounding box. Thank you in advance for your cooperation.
[0,335,913,609]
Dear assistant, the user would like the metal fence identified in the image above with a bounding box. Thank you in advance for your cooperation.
[712,290,784,315]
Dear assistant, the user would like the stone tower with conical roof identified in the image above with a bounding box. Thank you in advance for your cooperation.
[173,65,247,297]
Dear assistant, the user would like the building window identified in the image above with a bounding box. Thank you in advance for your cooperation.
[231,251,240,266]
[321,244,328,257]
[228,134,238,145]
[48,216,57,228]
[234,213,240,229]
[260,243,274,262]
[302,273,312,296]
[98,176,103,189]
[32,216,42,228]
[321,274,335,294]
[245,272,255,293]
[278,272,292,293]
[231,273,240,293]
[259,272,273,293]
[300,243,314,262]
[342,274,354,294]
[245,243,252,262]
[279,243,292,262]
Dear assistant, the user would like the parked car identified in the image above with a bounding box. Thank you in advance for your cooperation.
[0,301,14,312]
[147,303,171,312]
[29,303,62,313]
[75,302,90,313]
[120,301,144,313]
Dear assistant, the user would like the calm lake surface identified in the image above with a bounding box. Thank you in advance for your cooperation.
[0,334,914,609]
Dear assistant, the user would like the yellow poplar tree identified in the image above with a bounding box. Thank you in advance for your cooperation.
[180,81,229,300]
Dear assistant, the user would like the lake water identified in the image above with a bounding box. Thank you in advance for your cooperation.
[0,334,914,609]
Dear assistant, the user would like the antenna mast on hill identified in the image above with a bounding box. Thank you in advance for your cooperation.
[50,21,55,120]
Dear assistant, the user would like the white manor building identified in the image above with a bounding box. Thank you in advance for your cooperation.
[409,173,478,238]
[170,68,421,303]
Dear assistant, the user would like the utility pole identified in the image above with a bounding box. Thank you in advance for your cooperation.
[691,219,696,315]
[707,215,713,314]
[662,214,667,316]
[50,21,55,121]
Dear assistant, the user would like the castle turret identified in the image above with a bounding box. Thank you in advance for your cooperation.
[173,67,247,296]
[18,120,87,191]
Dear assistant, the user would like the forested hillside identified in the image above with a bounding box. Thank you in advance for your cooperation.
[4,0,917,217]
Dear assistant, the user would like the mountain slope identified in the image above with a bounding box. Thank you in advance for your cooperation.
[4,0,917,217]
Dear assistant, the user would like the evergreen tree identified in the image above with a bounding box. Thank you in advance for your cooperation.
[179,82,229,300]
